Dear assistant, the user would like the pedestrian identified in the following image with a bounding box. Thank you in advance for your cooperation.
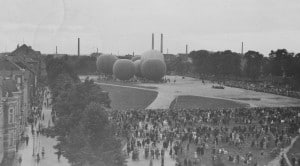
[149,158,153,166]
[42,147,45,158]
[18,156,22,166]
[36,153,40,163]
[25,135,29,146]
[57,150,61,161]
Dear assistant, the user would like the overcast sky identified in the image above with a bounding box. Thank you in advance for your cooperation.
[0,0,299,56]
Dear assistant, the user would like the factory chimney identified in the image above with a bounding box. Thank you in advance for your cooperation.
[160,34,163,53]
[78,38,80,56]
[186,44,188,55]
[152,33,154,50]
[55,46,57,55]
[241,42,244,55]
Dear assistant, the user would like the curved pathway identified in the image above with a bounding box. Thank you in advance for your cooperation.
[267,136,299,166]
[91,76,300,109]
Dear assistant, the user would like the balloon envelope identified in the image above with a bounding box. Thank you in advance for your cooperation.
[133,60,143,77]
[96,54,118,75]
[141,50,164,66]
[113,59,135,80]
[141,59,166,81]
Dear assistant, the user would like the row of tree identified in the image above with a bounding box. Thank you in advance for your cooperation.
[45,55,125,166]
[188,49,300,89]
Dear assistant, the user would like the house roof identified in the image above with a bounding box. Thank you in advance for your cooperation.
[10,44,41,59]
[0,57,22,71]
[1,79,18,97]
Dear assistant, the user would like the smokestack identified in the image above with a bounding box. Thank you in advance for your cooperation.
[160,34,163,53]
[241,42,244,55]
[186,44,188,55]
[152,33,154,50]
[78,38,80,56]
[56,46,57,55]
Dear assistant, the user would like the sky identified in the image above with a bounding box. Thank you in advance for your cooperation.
[0,0,300,56]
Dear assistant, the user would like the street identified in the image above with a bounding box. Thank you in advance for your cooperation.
[16,90,70,166]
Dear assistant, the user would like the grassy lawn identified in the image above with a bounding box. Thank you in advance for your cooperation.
[170,95,249,109]
[100,84,158,110]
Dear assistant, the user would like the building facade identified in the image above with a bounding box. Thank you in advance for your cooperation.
[0,79,23,166]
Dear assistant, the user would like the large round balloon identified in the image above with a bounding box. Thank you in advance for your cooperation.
[113,59,135,80]
[141,50,164,65]
[96,54,118,75]
[131,55,141,62]
[141,59,166,81]
[133,60,143,77]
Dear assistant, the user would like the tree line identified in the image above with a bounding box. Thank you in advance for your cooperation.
[45,55,126,166]
[188,49,300,90]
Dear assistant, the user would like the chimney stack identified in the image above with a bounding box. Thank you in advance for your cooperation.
[186,44,188,55]
[160,34,163,53]
[56,46,58,55]
[241,42,244,55]
[152,33,154,50]
[78,38,80,56]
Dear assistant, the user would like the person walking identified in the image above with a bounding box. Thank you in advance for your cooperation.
[25,135,29,146]
[36,153,40,163]
[42,147,45,158]
[18,156,22,166]
[57,150,62,161]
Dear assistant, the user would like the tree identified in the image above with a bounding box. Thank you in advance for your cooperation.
[57,102,125,166]
[244,51,263,80]
[45,57,124,166]
[269,49,294,77]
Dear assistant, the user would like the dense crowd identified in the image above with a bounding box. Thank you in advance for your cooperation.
[109,107,300,166]
[221,80,300,99]
[181,73,300,99]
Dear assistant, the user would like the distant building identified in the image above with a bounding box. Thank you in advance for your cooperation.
[10,44,47,82]
[0,45,42,165]
[0,78,23,166]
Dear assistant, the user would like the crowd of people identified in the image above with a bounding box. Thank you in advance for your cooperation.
[221,80,300,99]
[109,107,300,166]
[181,73,300,99]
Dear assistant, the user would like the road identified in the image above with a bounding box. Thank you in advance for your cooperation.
[17,90,70,166]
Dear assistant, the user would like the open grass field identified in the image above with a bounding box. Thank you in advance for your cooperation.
[100,84,158,110]
[170,95,249,109]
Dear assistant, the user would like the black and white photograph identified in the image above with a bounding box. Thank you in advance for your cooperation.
[0,0,300,166]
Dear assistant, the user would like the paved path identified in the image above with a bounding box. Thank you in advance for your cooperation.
[90,75,300,109]
[267,136,299,166]
[17,91,70,166]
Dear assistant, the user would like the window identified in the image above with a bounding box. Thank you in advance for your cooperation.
[9,108,14,124]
